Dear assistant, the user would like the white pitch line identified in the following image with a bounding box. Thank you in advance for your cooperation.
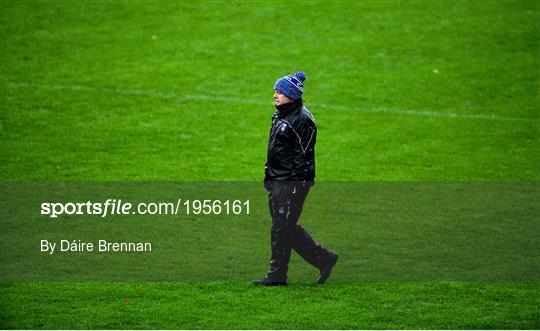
[2,80,532,122]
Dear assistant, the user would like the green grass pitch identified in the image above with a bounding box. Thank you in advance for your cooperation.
[1,1,539,329]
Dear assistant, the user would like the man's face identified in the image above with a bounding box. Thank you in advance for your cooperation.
[274,90,293,106]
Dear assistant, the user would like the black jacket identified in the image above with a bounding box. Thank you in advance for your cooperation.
[264,98,317,182]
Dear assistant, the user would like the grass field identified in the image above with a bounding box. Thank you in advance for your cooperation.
[1,282,539,329]
[1,0,539,329]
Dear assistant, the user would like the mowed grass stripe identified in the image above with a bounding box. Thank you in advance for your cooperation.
[1,282,538,329]
[3,80,531,122]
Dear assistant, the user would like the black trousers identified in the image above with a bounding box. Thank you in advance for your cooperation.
[266,181,331,281]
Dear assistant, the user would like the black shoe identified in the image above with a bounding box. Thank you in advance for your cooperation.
[317,252,339,284]
[251,277,287,286]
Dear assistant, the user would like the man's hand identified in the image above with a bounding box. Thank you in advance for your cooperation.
[264,180,273,192]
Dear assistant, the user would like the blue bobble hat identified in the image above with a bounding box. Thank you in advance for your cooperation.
[274,71,306,101]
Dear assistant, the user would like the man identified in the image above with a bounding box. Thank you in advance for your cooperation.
[252,71,339,286]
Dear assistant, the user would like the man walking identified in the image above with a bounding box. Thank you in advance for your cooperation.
[252,71,339,286]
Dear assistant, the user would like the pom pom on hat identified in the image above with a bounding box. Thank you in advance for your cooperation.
[295,71,306,82]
